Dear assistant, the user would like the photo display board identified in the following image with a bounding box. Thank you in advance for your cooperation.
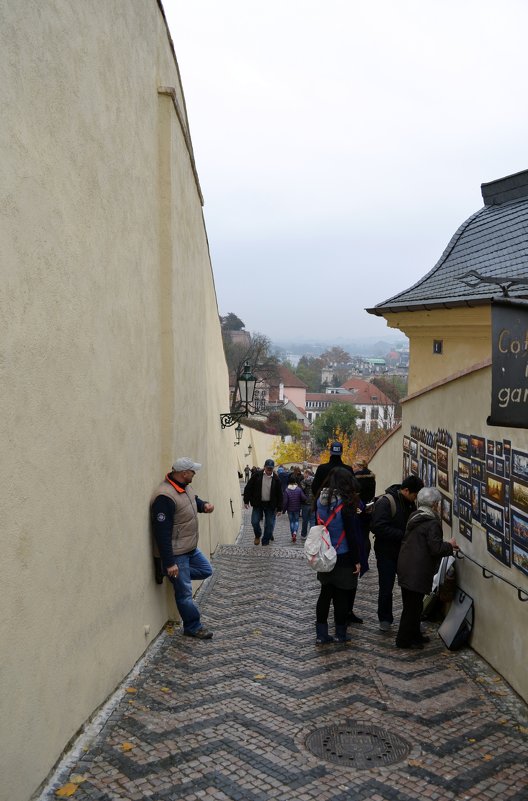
[403,426,528,576]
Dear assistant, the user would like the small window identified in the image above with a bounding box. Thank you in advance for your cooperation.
[433,339,443,354]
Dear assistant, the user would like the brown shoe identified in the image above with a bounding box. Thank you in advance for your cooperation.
[254,536,261,545]
[184,627,213,640]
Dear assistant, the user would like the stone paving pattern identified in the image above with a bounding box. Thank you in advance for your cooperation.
[42,495,528,801]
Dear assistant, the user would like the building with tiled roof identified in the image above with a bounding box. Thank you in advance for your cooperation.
[306,380,395,433]
[367,169,528,395]
[267,364,307,411]
[366,168,528,705]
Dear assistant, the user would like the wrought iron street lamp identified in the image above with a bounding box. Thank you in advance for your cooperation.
[234,423,243,445]
[220,362,257,428]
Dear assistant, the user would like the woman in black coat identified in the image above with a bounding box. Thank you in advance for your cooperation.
[396,487,459,649]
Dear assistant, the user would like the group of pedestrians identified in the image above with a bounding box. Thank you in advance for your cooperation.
[149,443,459,649]
[243,444,459,650]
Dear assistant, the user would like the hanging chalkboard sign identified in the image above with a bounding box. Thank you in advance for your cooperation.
[489,298,528,428]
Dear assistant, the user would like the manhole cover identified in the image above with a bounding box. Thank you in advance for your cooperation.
[305,722,411,769]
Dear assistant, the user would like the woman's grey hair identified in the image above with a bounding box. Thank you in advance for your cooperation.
[416,486,441,509]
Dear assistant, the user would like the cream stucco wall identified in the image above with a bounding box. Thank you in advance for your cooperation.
[374,367,528,702]
[369,424,403,494]
[383,307,491,395]
[235,428,281,476]
[1,4,242,801]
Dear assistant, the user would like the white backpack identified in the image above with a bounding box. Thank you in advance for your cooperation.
[304,503,346,572]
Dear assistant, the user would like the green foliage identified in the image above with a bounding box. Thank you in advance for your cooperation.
[287,419,303,440]
[274,440,307,464]
[250,408,296,436]
[294,355,324,392]
[220,312,245,330]
[371,375,407,403]
[312,403,359,447]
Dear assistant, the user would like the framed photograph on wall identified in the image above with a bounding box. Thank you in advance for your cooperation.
[441,494,452,527]
[428,462,437,487]
[457,433,470,457]
[511,478,528,514]
[458,459,471,481]
[511,509,528,546]
[485,501,504,533]
[438,468,449,492]
[495,457,505,477]
[470,435,485,460]
[487,440,495,456]
[496,441,503,458]
[487,529,508,565]
[511,449,528,482]
[437,444,449,472]
[403,435,410,452]
[486,455,495,473]
[512,541,528,577]
[471,460,485,482]
[486,475,506,505]
[458,479,471,503]
[459,520,472,541]
[471,480,481,522]
[459,500,472,523]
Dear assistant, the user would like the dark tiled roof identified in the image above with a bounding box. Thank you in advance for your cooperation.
[368,169,528,315]
[271,364,307,389]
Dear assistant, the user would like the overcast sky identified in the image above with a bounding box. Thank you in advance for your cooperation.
[163,1,528,344]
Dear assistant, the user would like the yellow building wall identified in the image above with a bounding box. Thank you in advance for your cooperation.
[374,366,528,702]
[0,4,242,800]
[235,429,282,476]
[383,307,491,395]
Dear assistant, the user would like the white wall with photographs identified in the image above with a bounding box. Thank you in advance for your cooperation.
[398,366,528,703]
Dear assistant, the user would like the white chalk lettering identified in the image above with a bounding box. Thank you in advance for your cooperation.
[497,386,528,407]
[497,328,528,355]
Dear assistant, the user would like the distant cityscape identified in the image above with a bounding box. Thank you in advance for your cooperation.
[272,336,409,370]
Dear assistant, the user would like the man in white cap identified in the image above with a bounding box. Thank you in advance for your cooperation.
[150,457,214,639]
[243,458,283,545]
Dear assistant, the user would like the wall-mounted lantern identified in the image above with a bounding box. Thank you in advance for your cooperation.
[220,362,257,428]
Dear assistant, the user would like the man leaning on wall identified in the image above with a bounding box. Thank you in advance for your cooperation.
[150,457,214,639]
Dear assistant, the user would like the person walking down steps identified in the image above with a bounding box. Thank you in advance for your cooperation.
[282,477,307,543]
[313,468,361,645]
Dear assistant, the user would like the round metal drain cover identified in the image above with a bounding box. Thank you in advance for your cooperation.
[305,722,411,769]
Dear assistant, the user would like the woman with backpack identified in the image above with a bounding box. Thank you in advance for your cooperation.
[282,477,307,543]
[314,468,362,644]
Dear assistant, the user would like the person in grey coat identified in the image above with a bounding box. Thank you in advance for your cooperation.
[396,486,459,649]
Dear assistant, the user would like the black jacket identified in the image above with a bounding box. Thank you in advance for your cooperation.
[243,470,283,510]
[370,484,416,560]
[312,456,355,499]
[354,468,376,505]
[397,510,454,595]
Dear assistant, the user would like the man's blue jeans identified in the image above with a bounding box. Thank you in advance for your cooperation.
[375,551,398,624]
[251,505,276,544]
[301,504,315,537]
[168,548,213,634]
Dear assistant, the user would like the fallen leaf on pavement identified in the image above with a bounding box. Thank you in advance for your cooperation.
[55,784,78,797]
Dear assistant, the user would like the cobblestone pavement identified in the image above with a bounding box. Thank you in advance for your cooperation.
[41,496,528,801]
